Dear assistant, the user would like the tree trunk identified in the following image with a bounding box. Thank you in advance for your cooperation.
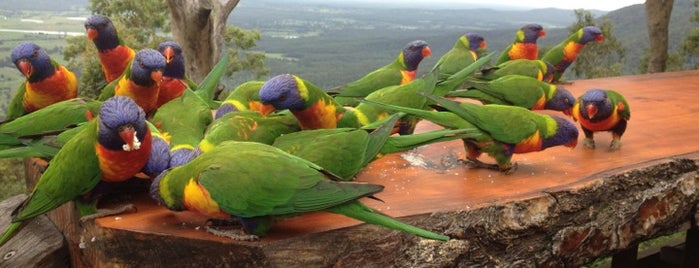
[645,0,674,73]
[166,0,240,83]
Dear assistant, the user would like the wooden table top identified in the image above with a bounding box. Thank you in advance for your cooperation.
[95,70,699,244]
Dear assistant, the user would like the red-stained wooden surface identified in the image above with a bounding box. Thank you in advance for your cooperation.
[95,70,699,244]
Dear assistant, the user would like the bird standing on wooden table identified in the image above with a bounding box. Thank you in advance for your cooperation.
[571,89,630,151]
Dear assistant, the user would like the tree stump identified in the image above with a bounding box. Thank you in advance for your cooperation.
[3,70,699,267]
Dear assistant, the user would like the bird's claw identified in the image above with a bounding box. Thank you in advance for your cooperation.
[204,226,259,241]
[583,138,595,149]
[609,139,621,151]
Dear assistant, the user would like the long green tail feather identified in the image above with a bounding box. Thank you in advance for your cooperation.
[0,222,23,247]
[380,128,481,154]
[327,201,449,241]
[195,53,230,109]
[0,140,60,159]
[360,99,465,129]
[362,114,400,167]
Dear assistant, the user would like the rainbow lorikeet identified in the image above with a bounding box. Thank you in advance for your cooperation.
[156,41,198,108]
[150,140,449,241]
[362,93,578,174]
[541,26,604,83]
[259,74,345,130]
[327,40,432,106]
[5,42,78,122]
[448,74,575,115]
[430,32,486,96]
[479,59,554,83]
[98,48,166,115]
[571,89,630,151]
[216,81,275,119]
[495,23,545,65]
[85,14,136,83]
[0,96,153,246]
[338,52,496,135]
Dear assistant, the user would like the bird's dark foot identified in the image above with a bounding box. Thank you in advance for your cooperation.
[80,204,137,222]
[583,138,596,149]
[205,226,259,241]
[459,158,500,170]
[609,139,622,151]
[206,218,241,227]
[501,162,518,175]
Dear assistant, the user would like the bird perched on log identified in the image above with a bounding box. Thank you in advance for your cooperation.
[0,96,154,247]
[150,140,450,242]
[326,40,432,106]
[362,93,578,174]
[448,74,575,115]
[541,26,604,83]
[571,89,630,151]
[5,42,78,122]
[85,14,136,83]
[495,23,545,65]
[430,32,487,96]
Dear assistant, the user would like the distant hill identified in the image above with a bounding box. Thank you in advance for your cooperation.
[0,0,88,11]
[602,0,696,73]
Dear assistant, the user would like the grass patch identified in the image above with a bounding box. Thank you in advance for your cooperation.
[0,158,26,200]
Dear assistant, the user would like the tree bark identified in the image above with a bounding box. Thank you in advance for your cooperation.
[166,0,240,83]
[645,0,675,73]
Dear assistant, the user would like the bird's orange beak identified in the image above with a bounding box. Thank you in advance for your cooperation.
[119,125,140,151]
[566,138,578,149]
[539,30,546,37]
[151,70,163,85]
[422,46,432,58]
[596,34,605,42]
[259,103,276,115]
[163,46,175,64]
[586,104,598,119]
[86,28,98,40]
[17,60,32,78]
[479,41,487,49]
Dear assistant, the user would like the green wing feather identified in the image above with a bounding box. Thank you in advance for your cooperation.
[423,94,538,144]
[452,75,546,108]
[0,98,101,139]
[194,142,372,216]
[329,60,405,97]
[4,83,28,121]
[12,119,102,221]
[152,89,212,149]
[606,90,631,120]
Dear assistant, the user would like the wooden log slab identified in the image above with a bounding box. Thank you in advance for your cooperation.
[0,194,69,268]
[10,70,699,267]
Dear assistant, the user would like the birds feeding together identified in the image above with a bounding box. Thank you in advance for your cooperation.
[0,13,630,246]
